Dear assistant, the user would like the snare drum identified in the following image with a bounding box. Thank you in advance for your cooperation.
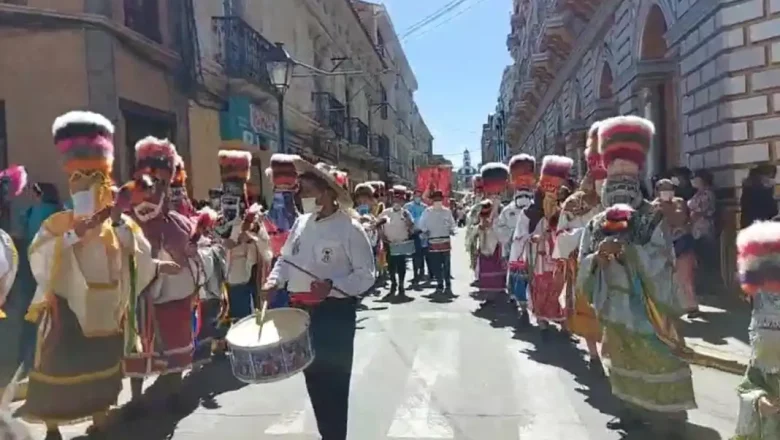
[428,237,451,253]
[226,308,314,384]
[388,239,415,256]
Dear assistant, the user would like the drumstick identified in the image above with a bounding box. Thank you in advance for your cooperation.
[278,257,351,296]
[255,296,268,327]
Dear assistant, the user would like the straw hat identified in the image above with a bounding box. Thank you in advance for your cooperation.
[291,157,353,208]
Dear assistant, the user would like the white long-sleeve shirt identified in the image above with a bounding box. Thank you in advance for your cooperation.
[419,206,455,238]
[496,203,523,247]
[268,211,376,298]
[379,207,412,243]
[553,205,601,259]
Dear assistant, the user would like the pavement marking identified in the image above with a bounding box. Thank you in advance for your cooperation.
[386,329,458,439]
[263,326,384,435]
[511,348,589,440]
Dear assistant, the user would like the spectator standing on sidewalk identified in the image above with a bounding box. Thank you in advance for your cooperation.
[689,169,719,295]
[741,164,778,229]
[733,220,780,440]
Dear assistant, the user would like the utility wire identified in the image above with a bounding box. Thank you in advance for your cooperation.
[403,0,493,42]
[399,0,470,39]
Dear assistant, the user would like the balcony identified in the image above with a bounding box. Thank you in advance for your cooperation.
[540,11,575,58]
[312,136,339,162]
[349,118,369,148]
[212,16,276,91]
[313,92,346,139]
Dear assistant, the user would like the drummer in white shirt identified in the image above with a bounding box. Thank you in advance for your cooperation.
[419,190,456,294]
[262,159,375,440]
[377,185,415,299]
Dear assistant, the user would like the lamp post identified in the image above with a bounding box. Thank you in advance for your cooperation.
[266,42,295,153]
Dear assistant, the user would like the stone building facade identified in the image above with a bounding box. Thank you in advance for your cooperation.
[189,0,432,200]
[0,0,189,205]
[505,0,780,286]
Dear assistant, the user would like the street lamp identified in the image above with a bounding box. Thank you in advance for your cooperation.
[266,42,295,153]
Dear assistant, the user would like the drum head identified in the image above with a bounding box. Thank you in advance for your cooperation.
[226,308,310,349]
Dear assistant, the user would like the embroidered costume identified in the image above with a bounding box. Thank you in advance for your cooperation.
[19,112,157,438]
[216,150,272,325]
[504,154,536,320]
[734,221,780,440]
[576,116,696,435]
[476,163,509,298]
[516,155,573,330]
[466,176,484,272]
[554,124,605,368]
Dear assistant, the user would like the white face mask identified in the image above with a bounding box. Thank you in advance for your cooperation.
[301,197,319,214]
[71,188,96,217]
[659,190,675,202]
[133,198,165,223]
[433,201,443,208]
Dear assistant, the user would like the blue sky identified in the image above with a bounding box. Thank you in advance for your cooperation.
[383,0,512,168]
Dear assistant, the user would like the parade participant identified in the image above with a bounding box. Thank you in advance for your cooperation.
[515,155,573,336]
[20,111,165,439]
[379,185,415,299]
[0,166,25,321]
[577,116,696,435]
[553,125,606,372]
[170,154,195,217]
[354,183,379,252]
[653,178,699,318]
[263,154,302,309]
[505,155,537,324]
[121,136,205,412]
[476,162,510,304]
[466,176,484,272]
[733,221,780,440]
[405,189,428,284]
[216,150,272,326]
[191,207,227,365]
[371,182,389,279]
[262,158,375,440]
[0,166,26,401]
[419,190,456,293]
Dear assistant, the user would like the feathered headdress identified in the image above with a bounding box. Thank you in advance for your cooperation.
[134,136,178,182]
[602,204,633,234]
[0,166,27,203]
[585,122,607,180]
[354,182,375,198]
[218,150,253,183]
[265,153,299,191]
[52,110,115,175]
[737,221,780,295]
[539,155,574,193]
[509,154,536,190]
[480,162,510,195]
[597,115,654,174]
[172,154,187,187]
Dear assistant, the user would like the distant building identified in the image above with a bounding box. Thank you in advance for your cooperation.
[481,114,508,164]
[455,148,478,191]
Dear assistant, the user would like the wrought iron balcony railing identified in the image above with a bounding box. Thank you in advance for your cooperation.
[313,92,346,139]
[349,118,369,148]
[212,16,275,90]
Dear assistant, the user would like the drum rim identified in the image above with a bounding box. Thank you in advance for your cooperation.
[229,355,314,385]
[226,307,311,351]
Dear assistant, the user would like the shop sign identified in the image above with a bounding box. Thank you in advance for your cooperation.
[220,96,280,152]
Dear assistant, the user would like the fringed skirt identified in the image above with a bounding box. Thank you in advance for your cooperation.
[18,296,123,425]
[529,269,565,322]
[123,296,194,377]
[675,251,698,313]
[478,247,505,293]
[564,259,601,341]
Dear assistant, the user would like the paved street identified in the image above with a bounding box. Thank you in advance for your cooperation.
[19,230,742,439]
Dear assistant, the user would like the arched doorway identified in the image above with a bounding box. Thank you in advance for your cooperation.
[638,4,678,180]
[599,64,614,99]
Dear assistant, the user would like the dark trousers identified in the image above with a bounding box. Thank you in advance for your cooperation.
[429,251,451,289]
[412,233,426,279]
[303,298,357,440]
[387,254,407,288]
[693,236,720,295]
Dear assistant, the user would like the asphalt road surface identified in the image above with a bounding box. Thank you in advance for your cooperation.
[19,230,741,439]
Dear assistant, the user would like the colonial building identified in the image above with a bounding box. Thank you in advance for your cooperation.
[481,113,509,164]
[188,0,432,201]
[0,0,189,203]
[504,0,780,287]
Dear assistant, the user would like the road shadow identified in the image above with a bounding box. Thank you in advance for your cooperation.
[618,422,723,439]
[470,297,519,329]
[422,290,458,304]
[681,307,749,346]
[73,360,248,440]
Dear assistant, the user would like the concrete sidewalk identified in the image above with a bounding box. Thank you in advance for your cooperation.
[681,294,751,375]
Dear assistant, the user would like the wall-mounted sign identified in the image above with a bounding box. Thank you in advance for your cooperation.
[220,95,280,152]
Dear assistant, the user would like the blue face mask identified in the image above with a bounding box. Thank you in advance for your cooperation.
[414,196,421,203]
[357,204,370,215]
